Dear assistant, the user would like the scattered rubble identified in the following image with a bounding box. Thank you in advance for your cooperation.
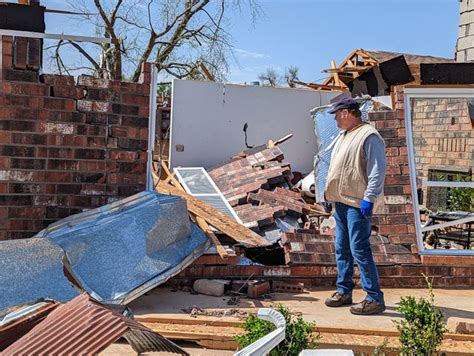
[182,305,248,319]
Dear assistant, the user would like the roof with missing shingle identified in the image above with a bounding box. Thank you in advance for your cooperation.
[362,49,454,64]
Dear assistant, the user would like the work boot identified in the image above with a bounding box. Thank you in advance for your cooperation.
[324,292,352,307]
[350,299,386,315]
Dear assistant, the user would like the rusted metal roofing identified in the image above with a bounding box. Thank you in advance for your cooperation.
[2,294,188,355]
[0,300,59,351]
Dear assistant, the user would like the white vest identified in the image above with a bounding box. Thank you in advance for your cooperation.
[324,123,384,209]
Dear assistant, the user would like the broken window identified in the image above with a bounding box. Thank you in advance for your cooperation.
[405,89,474,254]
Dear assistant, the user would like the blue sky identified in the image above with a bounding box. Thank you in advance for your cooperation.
[42,0,459,84]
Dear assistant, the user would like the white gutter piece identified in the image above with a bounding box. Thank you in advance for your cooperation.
[234,308,286,356]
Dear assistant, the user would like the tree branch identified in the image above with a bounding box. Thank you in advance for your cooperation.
[94,0,122,79]
[155,0,210,70]
[67,41,104,76]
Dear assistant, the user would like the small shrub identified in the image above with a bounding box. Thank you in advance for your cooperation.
[393,274,447,355]
[235,304,319,356]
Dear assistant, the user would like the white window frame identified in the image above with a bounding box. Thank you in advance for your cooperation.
[404,87,474,256]
[173,167,243,223]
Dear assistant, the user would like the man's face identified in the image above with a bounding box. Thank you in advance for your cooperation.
[334,109,350,129]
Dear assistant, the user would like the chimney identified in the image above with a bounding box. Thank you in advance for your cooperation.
[456,0,474,62]
[0,2,45,74]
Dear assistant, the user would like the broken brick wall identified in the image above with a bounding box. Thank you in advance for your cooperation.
[0,35,151,240]
[369,86,419,255]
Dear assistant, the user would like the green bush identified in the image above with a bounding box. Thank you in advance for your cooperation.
[234,304,319,356]
[393,275,447,355]
[447,175,473,212]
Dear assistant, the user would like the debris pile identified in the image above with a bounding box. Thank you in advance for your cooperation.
[207,145,328,244]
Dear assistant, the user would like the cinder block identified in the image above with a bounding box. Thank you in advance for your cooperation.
[193,279,226,297]
[272,280,304,293]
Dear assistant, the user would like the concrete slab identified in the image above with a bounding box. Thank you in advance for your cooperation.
[129,286,474,333]
[100,341,234,355]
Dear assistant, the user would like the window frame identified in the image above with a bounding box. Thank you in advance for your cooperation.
[404,87,474,256]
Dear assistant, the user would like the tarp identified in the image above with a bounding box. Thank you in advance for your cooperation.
[311,98,387,203]
[0,238,79,311]
[33,191,210,305]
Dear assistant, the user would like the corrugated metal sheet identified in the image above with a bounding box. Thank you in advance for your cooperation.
[34,191,210,305]
[3,294,188,355]
[0,301,59,351]
[0,238,79,311]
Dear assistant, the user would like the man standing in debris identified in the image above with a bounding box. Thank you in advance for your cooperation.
[323,98,386,315]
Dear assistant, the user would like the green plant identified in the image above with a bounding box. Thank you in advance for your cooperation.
[393,274,447,355]
[447,175,473,212]
[234,304,319,356]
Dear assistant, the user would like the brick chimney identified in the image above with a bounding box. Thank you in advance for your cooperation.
[456,0,474,62]
[0,2,45,74]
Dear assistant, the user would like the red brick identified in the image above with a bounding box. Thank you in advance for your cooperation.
[247,280,270,298]
[51,86,85,99]
[2,69,39,82]
[8,207,44,219]
[41,74,75,86]
[1,82,48,96]
[43,97,76,111]
[13,37,28,70]
[121,93,150,106]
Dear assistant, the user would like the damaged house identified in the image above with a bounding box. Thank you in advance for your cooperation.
[0,0,473,353]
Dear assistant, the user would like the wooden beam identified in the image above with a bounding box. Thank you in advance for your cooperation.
[155,163,231,258]
[199,62,215,81]
[322,65,373,74]
[196,216,229,259]
[331,60,342,87]
[267,133,293,148]
[156,182,270,248]
[292,80,347,91]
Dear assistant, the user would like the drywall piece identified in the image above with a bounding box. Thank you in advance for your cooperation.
[170,80,340,173]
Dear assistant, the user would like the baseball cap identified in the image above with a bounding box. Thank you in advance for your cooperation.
[328,98,359,114]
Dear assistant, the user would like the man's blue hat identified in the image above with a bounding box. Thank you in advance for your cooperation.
[328,98,359,114]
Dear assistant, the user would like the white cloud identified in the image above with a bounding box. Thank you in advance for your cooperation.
[234,48,270,59]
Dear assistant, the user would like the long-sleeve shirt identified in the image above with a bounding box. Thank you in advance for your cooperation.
[362,133,386,203]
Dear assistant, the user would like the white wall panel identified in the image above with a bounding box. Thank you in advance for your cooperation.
[170,79,339,173]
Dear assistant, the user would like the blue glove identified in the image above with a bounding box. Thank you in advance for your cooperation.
[360,199,374,217]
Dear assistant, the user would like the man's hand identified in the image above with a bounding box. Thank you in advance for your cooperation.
[360,199,374,217]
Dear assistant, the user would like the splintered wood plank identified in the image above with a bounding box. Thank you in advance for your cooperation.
[156,181,270,248]
[196,216,229,259]
[153,165,234,257]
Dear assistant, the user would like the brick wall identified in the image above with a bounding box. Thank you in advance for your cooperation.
[369,88,418,251]
[0,35,151,240]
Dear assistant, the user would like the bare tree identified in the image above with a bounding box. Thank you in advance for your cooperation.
[258,66,299,87]
[50,0,261,81]
[258,67,280,87]
[284,66,299,87]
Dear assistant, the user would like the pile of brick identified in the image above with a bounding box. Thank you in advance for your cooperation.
[281,230,419,265]
[207,146,327,241]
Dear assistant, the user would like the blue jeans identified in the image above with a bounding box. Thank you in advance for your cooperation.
[334,202,384,304]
